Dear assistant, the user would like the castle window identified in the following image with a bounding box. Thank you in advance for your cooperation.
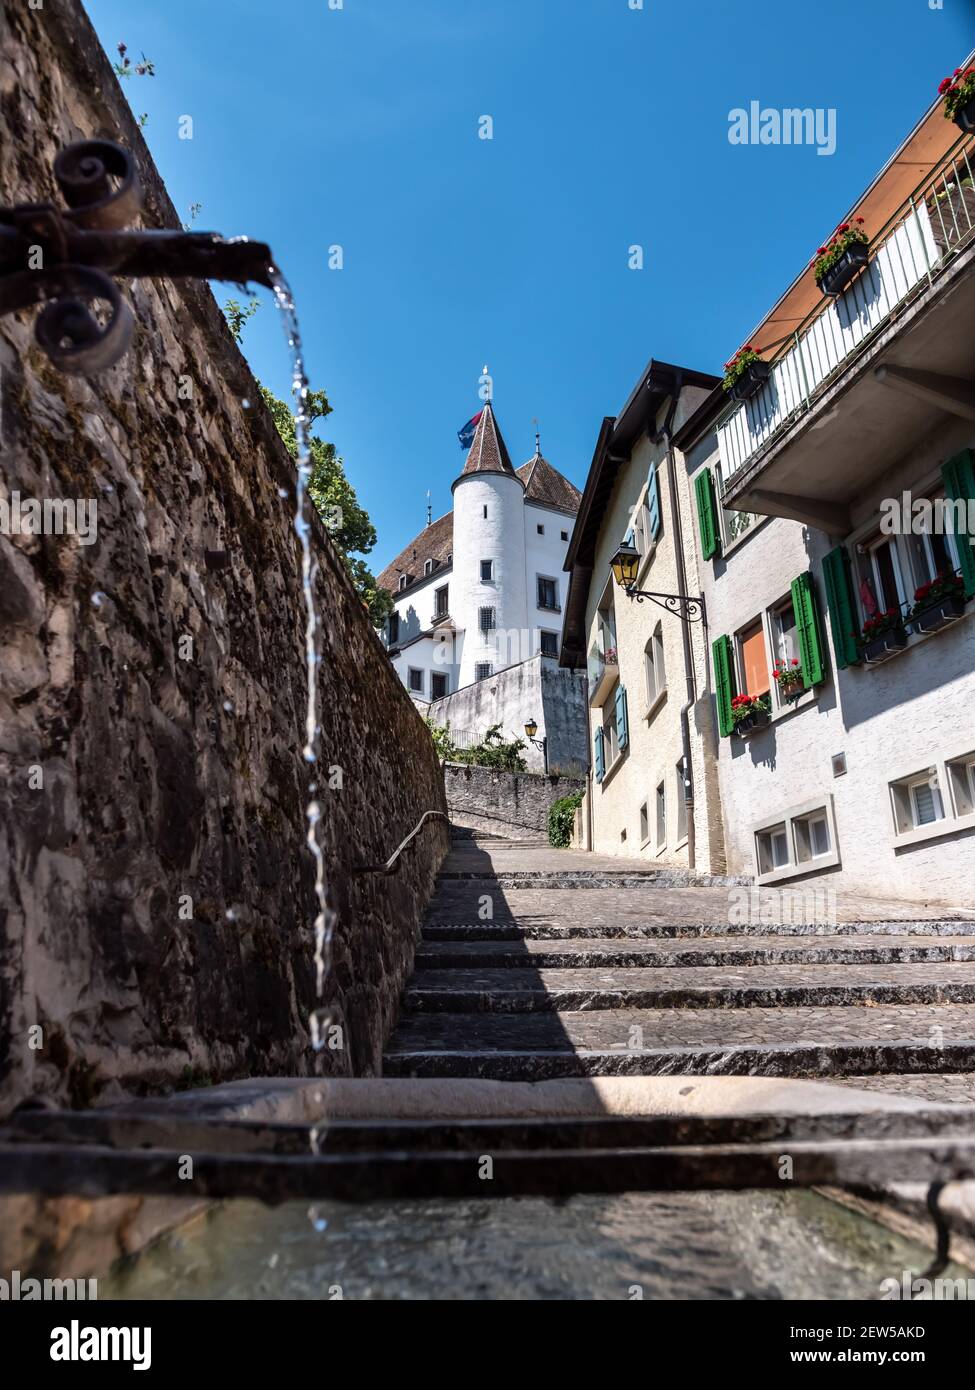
[561,530,568,542]
[408,667,424,694]
[388,612,400,644]
[431,672,449,700]
[540,630,558,658]
[483,505,488,519]
[479,606,496,633]
[434,585,449,618]
[480,559,494,582]
[537,576,559,611]
[537,523,545,535]
[475,663,493,681]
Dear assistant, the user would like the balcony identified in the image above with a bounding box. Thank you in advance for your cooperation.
[588,644,619,707]
[721,131,975,532]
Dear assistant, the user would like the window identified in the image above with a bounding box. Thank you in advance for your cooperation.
[434,585,449,618]
[537,523,545,536]
[675,762,687,843]
[752,797,840,883]
[890,770,945,836]
[388,612,400,644]
[408,667,423,693]
[431,672,448,700]
[537,576,559,611]
[424,558,434,576]
[475,662,492,681]
[639,801,650,845]
[856,532,907,621]
[483,505,488,519]
[480,559,494,583]
[479,606,496,633]
[644,624,666,707]
[793,809,832,864]
[540,630,558,658]
[398,574,408,592]
[561,530,568,542]
[904,489,961,590]
[447,552,452,564]
[756,823,790,874]
[737,619,770,697]
[947,753,975,818]
[655,782,666,850]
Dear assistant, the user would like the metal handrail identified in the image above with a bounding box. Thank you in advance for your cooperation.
[351,810,449,876]
[716,129,975,487]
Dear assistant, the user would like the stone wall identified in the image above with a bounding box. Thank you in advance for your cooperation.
[428,653,589,774]
[0,0,449,1114]
[444,763,584,841]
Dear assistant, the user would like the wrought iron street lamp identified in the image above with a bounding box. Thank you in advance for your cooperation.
[609,540,706,624]
[524,718,548,773]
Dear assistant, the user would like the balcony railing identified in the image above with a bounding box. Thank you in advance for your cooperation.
[587,644,619,707]
[718,131,975,489]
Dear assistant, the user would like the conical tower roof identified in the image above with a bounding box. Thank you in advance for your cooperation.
[453,402,518,485]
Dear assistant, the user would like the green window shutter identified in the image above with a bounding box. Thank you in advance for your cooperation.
[615,683,629,751]
[821,545,861,669]
[647,464,662,539]
[711,635,735,738]
[695,467,719,561]
[942,447,975,598]
[790,571,826,687]
[594,726,605,783]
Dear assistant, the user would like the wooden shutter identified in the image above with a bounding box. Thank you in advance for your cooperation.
[615,684,629,751]
[594,726,605,783]
[695,468,719,561]
[821,545,861,668]
[942,448,975,597]
[790,571,825,687]
[711,635,735,737]
[647,464,662,539]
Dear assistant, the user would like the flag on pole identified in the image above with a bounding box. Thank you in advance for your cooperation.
[457,409,483,449]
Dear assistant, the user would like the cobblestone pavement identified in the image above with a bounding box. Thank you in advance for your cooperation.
[385,837,975,1100]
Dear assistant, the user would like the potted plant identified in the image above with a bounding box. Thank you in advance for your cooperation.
[772,658,805,700]
[812,218,869,296]
[731,693,771,737]
[859,609,908,664]
[908,571,968,635]
[939,67,975,132]
[722,346,770,402]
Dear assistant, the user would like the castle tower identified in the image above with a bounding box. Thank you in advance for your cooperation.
[451,403,529,687]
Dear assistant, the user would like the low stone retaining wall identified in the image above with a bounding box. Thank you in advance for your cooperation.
[443,763,584,841]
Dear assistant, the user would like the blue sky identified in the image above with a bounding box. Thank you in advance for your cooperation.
[85,0,975,571]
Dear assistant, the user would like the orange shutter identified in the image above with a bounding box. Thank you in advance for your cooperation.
[740,623,770,697]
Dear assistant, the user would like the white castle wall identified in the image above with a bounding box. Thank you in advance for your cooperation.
[452,471,529,687]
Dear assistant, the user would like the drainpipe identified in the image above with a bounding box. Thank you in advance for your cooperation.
[655,370,697,873]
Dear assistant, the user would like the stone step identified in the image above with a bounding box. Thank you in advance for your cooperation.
[436,872,660,890]
[414,936,975,969]
[382,1001,975,1080]
[403,962,975,1013]
[420,919,975,941]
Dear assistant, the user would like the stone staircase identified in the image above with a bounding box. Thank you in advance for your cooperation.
[384,836,975,1090]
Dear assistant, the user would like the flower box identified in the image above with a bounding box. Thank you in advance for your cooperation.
[911,592,968,635]
[816,241,869,296]
[728,360,770,403]
[735,708,771,737]
[862,626,908,664]
[953,93,975,132]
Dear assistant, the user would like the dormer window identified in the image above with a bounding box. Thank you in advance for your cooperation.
[424,558,434,576]
[398,574,408,592]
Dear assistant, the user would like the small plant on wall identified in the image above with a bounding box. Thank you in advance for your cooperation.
[549,791,584,848]
[730,693,771,736]
[772,658,804,698]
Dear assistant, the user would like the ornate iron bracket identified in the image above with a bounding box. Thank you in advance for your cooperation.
[625,587,707,625]
[0,139,275,374]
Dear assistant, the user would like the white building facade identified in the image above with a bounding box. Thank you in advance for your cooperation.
[377,405,587,766]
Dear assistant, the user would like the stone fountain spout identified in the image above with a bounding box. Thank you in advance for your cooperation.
[0,139,275,374]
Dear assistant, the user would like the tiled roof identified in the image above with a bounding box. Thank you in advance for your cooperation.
[516,451,582,514]
[455,402,515,478]
[376,509,453,596]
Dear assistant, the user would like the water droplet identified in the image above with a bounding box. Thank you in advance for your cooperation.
[268,1252,279,1269]
[223,700,235,714]
[278,487,288,499]
[225,908,237,922]
[308,1206,328,1234]
[242,397,251,409]
[90,591,106,608]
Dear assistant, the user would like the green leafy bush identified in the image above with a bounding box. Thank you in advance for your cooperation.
[549,791,583,848]
[427,722,528,773]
